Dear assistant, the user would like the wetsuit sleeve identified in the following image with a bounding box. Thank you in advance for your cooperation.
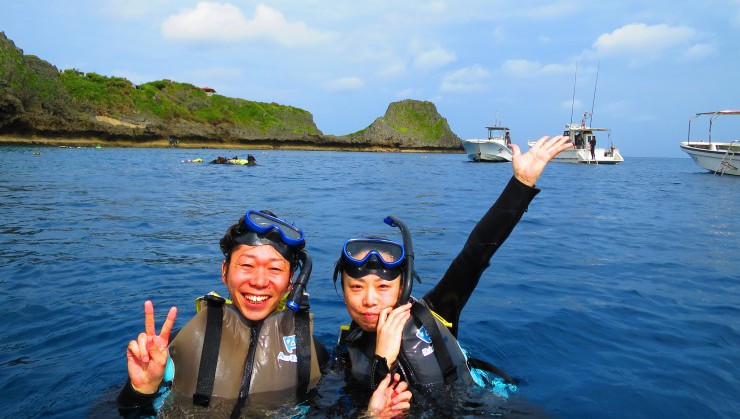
[422,176,540,337]
[369,355,392,391]
[117,379,161,418]
[117,329,179,417]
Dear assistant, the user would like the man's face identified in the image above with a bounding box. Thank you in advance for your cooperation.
[342,272,401,332]
[222,244,292,321]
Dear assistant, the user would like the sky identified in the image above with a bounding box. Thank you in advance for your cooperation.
[2,0,739,157]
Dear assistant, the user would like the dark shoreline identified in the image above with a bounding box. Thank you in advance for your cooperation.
[0,135,464,153]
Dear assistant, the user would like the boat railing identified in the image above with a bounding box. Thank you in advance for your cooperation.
[717,141,739,176]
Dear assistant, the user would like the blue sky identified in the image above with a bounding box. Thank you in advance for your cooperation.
[2,0,739,157]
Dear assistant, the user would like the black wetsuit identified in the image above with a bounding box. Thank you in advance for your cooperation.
[336,176,540,388]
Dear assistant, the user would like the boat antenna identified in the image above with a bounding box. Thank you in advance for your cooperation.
[590,61,600,127]
[570,61,578,125]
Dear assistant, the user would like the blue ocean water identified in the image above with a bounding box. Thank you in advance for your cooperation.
[0,146,737,418]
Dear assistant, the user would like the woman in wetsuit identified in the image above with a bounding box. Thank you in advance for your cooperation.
[334,135,571,392]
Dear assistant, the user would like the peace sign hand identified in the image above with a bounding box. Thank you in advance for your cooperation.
[511,135,572,187]
[126,300,177,394]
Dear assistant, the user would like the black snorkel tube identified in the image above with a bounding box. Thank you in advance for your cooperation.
[286,249,312,311]
[383,215,420,306]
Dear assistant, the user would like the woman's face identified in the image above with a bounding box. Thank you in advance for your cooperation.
[342,272,402,332]
[222,244,293,321]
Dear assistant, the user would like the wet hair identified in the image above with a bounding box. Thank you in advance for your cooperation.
[219,210,298,271]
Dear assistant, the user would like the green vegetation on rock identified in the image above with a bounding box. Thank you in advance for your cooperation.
[346,99,462,149]
[1,31,461,151]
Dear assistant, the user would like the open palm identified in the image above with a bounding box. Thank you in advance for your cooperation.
[511,135,571,186]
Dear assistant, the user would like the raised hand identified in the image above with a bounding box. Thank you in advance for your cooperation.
[126,301,177,394]
[511,135,572,187]
[367,373,413,418]
[375,303,412,368]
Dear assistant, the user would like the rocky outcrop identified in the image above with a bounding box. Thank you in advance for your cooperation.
[342,100,461,150]
[0,32,462,151]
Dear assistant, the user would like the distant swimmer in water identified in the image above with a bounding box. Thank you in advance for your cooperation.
[247,154,257,166]
[332,135,571,404]
[209,156,228,164]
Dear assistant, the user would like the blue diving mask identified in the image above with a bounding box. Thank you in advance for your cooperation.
[334,237,406,282]
[244,209,305,247]
[333,216,419,305]
[234,210,305,262]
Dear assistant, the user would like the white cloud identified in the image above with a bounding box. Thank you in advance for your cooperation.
[161,2,332,47]
[592,23,696,63]
[683,43,716,60]
[413,47,456,70]
[500,59,574,77]
[324,76,364,92]
[378,62,407,78]
[440,65,490,92]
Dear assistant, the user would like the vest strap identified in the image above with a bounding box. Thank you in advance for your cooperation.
[231,321,262,419]
[295,310,311,398]
[192,294,225,407]
[411,303,458,385]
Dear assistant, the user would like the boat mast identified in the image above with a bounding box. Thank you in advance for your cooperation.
[570,61,578,125]
[590,61,600,128]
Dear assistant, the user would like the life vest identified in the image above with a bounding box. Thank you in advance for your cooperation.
[339,299,474,389]
[168,294,321,411]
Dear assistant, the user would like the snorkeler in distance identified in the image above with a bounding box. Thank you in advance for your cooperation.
[117,209,411,417]
[333,135,572,394]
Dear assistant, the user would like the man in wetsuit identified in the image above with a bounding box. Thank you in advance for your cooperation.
[334,135,571,393]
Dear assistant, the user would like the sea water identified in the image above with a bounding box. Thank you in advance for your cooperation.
[0,146,737,418]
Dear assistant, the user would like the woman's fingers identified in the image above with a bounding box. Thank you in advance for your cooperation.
[390,401,411,411]
[532,135,550,149]
[393,379,408,394]
[377,307,392,330]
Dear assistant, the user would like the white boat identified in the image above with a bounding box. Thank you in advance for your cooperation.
[530,113,624,164]
[680,110,740,176]
[461,126,513,162]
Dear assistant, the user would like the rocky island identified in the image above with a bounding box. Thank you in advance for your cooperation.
[0,32,462,152]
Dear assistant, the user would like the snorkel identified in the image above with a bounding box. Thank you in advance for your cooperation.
[286,249,312,311]
[383,215,416,305]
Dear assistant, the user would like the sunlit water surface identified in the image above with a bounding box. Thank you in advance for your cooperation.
[0,146,738,418]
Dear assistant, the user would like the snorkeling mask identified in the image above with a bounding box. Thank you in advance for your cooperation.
[232,210,310,311]
[233,210,306,261]
[333,215,420,305]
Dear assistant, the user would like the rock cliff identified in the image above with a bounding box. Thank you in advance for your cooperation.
[0,32,462,151]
